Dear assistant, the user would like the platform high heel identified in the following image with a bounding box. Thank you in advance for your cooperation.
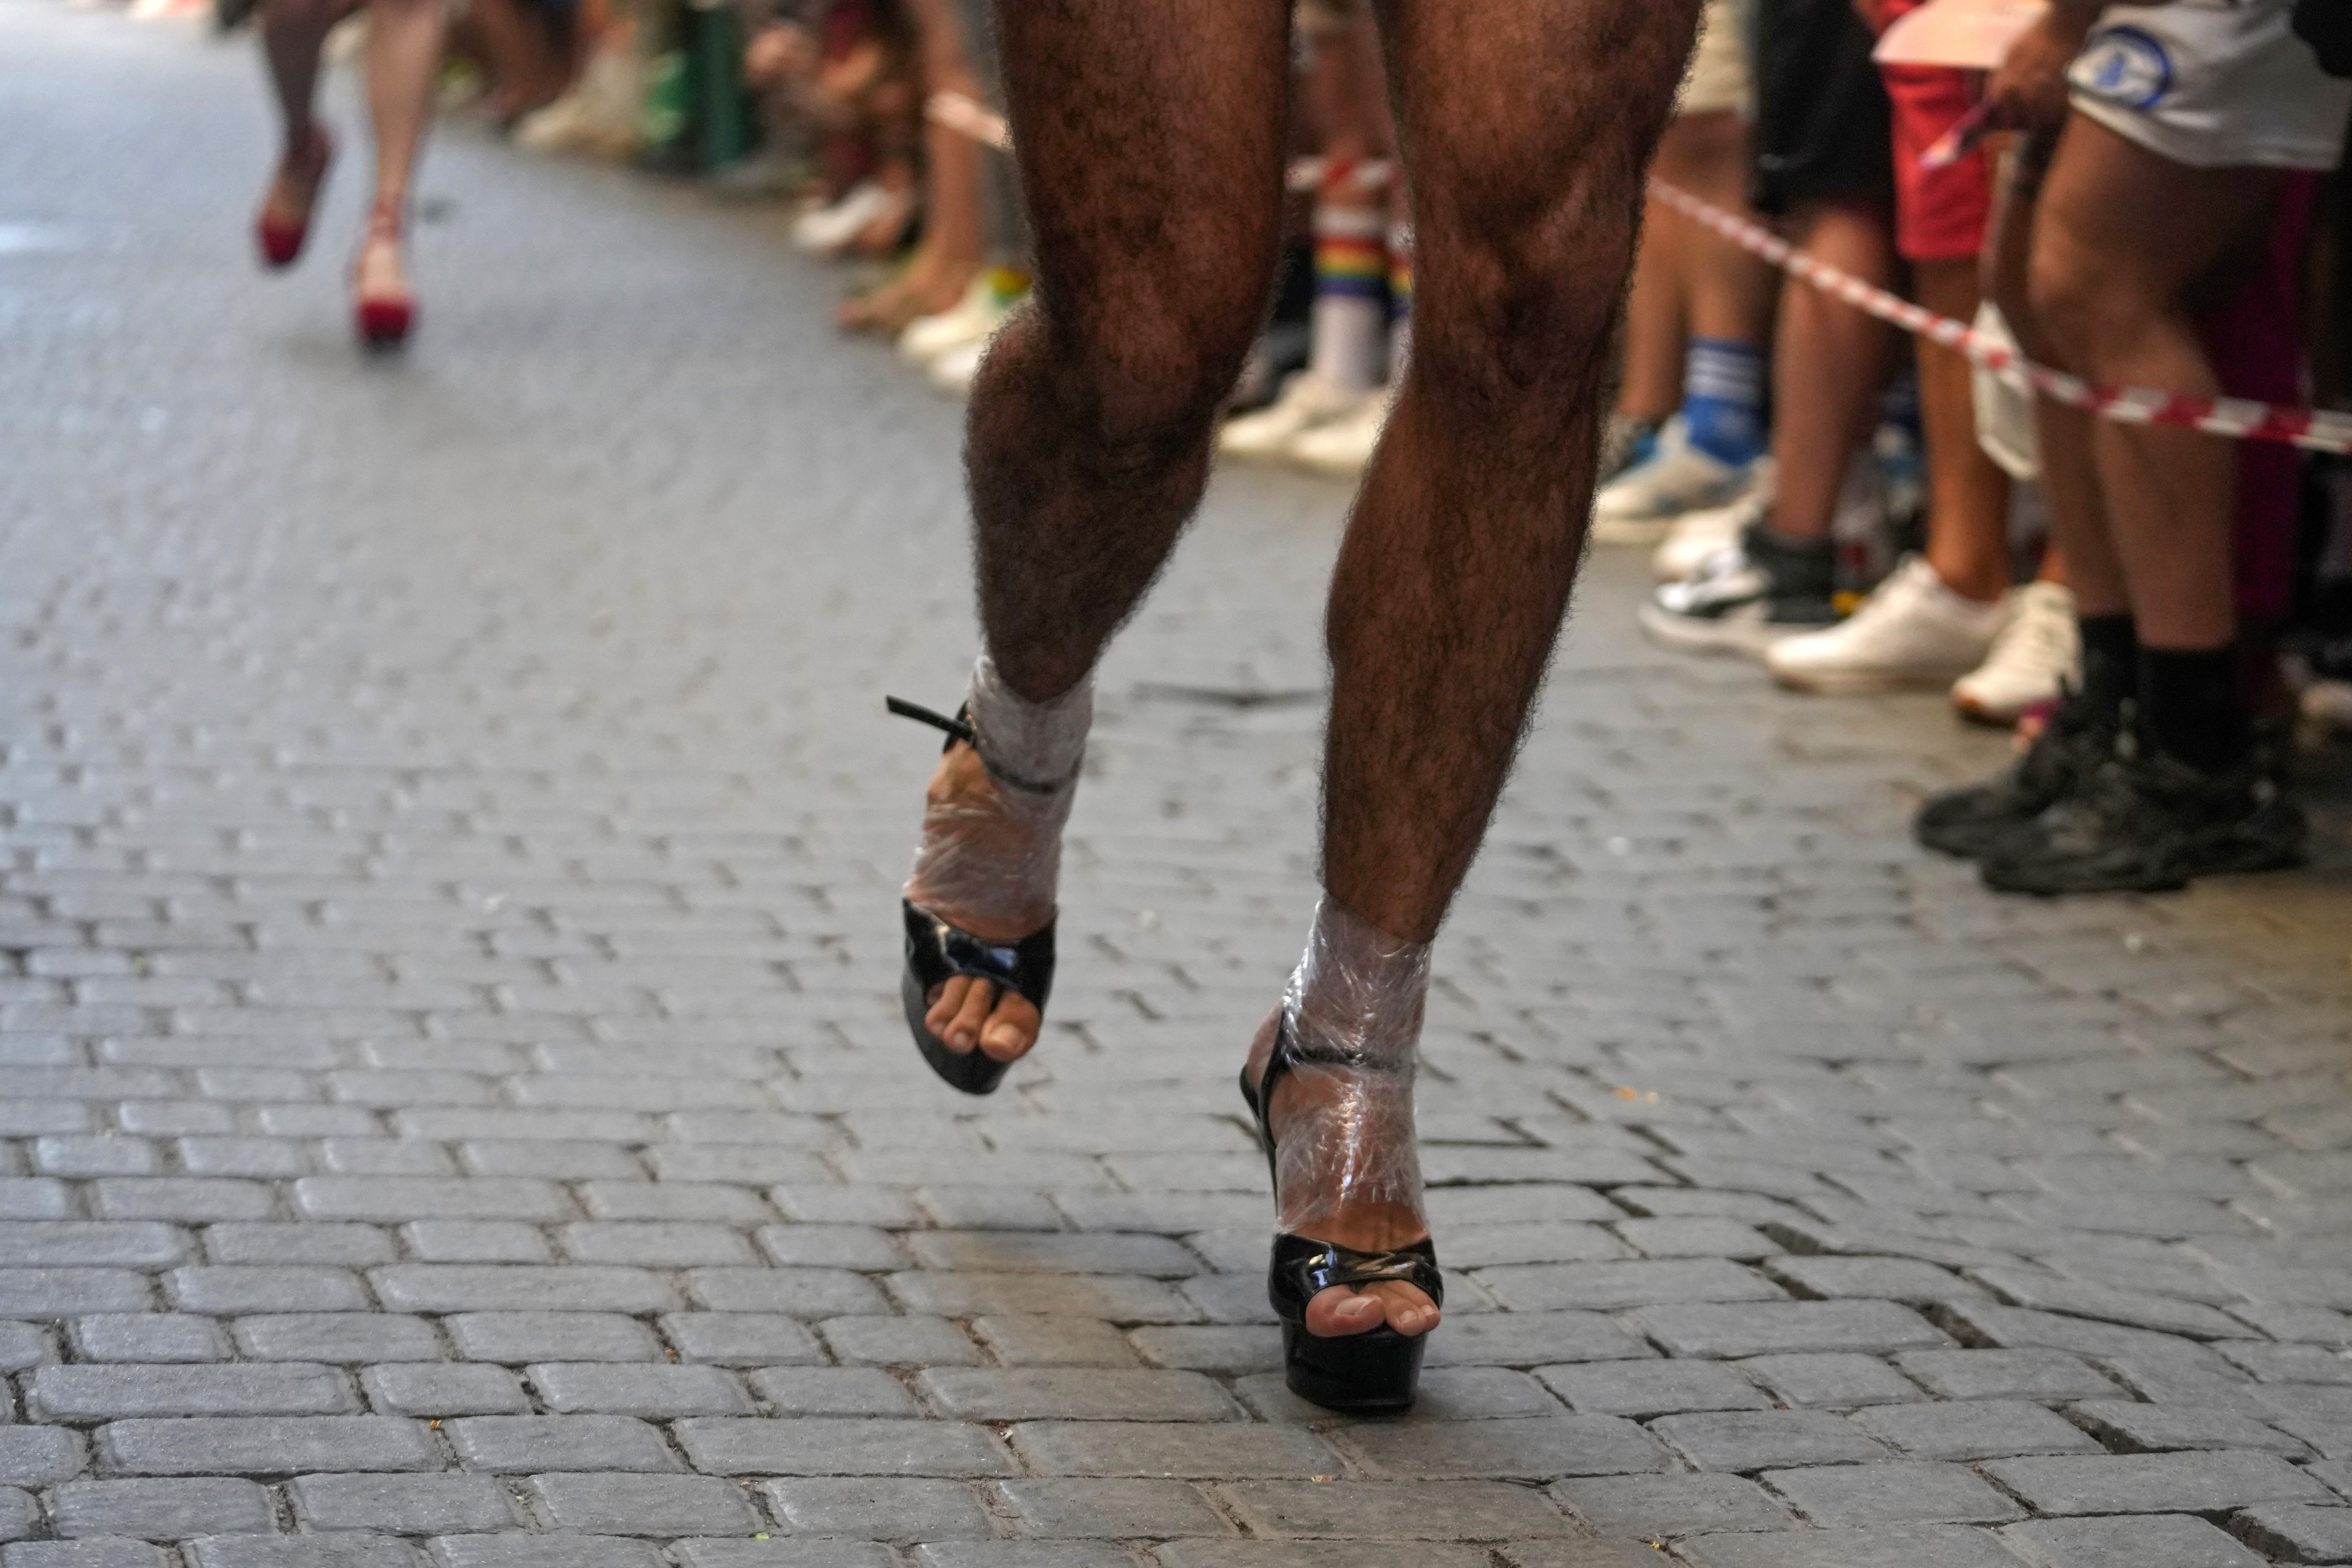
[889,696,1057,1096]
[254,123,333,269]
[1239,1018,1443,1411]
[354,200,415,349]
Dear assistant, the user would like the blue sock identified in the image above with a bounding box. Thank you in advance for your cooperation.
[1682,336,1766,466]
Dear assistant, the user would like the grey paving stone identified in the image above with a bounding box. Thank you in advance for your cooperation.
[889,1272,1195,1323]
[445,1314,661,1364]
[1439,1222,1633,1269]
[0,1429,87,1485]
[915,1368,1237,1422]
[994,1478,1232,1538]
[370,1267,676,1315]
[525,1362,753,1417]
[1648,1411,1890,1473]
[360,1364,531,1417]
[1892,1350,2125,1402]
[560,1223,757,1269]
[1331,1415,1667,1479]
[526,1472,761,1535]
[1551,1473,1795,1539]
[400,1225,550,1265]
[2068,1401,2311,1457]
[757,1477,994,1539]
[0,1490,32,1544]
[906,1546,1130,1568]
[446,1417,679,1473]
[95,1418,442,1476]
[181,1538,425,1568]
[0,1324,55,1372]
[204,1227,396,1268]
[2229,1502,2352,1564]
[1761,1256,1989,1306]
[1675,1524,2027,1567]
[1968,1267,2251,1341]
[745,1368,918,1417]
[2,1542,175,1568]
[1478,1260,1784,1312]
[658,1314,823,1368]
[1157,1545,1495,1568]
[1217,1480,1579,1538]
[425,1538,664,1568]
[233,1316,442,1363]
[1006,1422,1343,1479]
[1981,1451,2333,1515]
[28,1364,355,1420]
[979,1316,1143,1368]
[1761,1462,2023,1526]
[669,1545,897,1568]
[1535,1360,1771,1418]
[295,1181,574,1225]
[1850,1400,2104,1461]
[2000,1514,2266,1568]
[674,1419,1018,1478]
[0,1271,154,1317]
[49,1478,275,1539]
[1629,1301,1951,1358]
[1423,1311,1655,1368]
[1612,1219,1779,1261]
[68,1314,229,1363]
[288,1473,520,1534]
[687,1271,888,1319]
[818,1317,983,1369]
[1737,1354,1922,1408]
[906,1231,1197,1278]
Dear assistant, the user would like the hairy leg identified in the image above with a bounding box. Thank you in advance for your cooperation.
[905,0,1290,1058]
[1241,0,1694,1340]
[1913,257,2011,602]
[1766,202,1900,539]
[2031,115,2280,651]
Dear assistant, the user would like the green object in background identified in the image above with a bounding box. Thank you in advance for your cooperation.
[641,47,688,152]
[686,2,754,171]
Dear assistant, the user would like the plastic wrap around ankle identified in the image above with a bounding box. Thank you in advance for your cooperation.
[903,658,1089,934]
[1272,899,1431,1235]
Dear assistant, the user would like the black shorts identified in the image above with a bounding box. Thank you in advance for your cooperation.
[1749,0,1894,216]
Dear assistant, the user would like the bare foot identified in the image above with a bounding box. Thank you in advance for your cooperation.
[355,222,408,305]
[1245,1013,1440,1339]
[260,122,331,234]
[906,740,1054,1063]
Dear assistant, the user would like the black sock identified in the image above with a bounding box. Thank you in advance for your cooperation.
[2076,614,2139,720]
[2140,645,2250,772]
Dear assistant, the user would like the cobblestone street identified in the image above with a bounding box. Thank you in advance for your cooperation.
[6,4,2352,1564]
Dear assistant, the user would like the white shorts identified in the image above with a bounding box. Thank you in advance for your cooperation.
[2068,0,2352,171]
[1677,0,1751,118]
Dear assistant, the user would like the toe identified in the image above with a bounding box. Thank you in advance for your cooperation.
[1304,1285,1387,1338]
[979,991,1041,1062]
[1371,1280,1440,1337]
[943,977,996,1052]
[925,976,975,1052]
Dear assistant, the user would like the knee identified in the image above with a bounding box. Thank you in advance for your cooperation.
[1416,197,1633,397]
[2028,239,2157,376]
[1026,283,1262,454]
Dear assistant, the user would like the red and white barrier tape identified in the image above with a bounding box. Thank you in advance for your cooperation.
[926,92,1387,192]
[1648,178,2352,457]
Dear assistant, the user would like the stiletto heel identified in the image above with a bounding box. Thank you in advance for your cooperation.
[255,123,333,270]
[354,200,415,349]
[1240,1020,1443,1411]
[890,696,1057,1096]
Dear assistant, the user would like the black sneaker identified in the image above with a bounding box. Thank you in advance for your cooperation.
[1915,696,2118,860]
[1638,520,1838,660]
[1978,739,2307,896]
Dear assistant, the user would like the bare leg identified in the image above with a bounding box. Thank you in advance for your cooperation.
[355,0,449,301]
[257,0,340,229]
[2031,116,2279,651]
[1766,202,1900,539]
[843,0,985,330]
[1913,257,2011,603]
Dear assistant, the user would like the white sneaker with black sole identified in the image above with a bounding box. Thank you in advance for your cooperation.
[1651,475,1771,582]
[1952,579,2078,724]
[1765,556,2010,694]
[1640,519,1839,659]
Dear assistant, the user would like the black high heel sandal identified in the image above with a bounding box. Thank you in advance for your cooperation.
[1238,1020,1443,1412]
[889,696,1057,1097]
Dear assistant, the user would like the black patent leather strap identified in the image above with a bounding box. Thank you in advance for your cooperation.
[1272,1233,1444,1311]
[904,902,1056,1012]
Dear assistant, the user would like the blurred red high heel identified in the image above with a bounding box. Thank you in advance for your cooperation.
[254,123,333,269]
[353,200,415,349]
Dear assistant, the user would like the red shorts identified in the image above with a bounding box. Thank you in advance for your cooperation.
[1875,0,1993,263]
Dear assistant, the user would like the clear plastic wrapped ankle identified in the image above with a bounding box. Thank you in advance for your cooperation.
[1274,898,1431,1234]
[903,656,1090,933]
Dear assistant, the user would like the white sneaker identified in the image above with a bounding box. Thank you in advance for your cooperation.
[1286,384,1393,478]
[899,275,1010,365]
[1764,556,2009,694]
[792,182,898,256]
[1651,474,1771,583]
[513,53,646,160]
[1219,372,1365,461]
[928,339,987,396]
[1952,579,2078,724]
[1592,415,1761,544]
